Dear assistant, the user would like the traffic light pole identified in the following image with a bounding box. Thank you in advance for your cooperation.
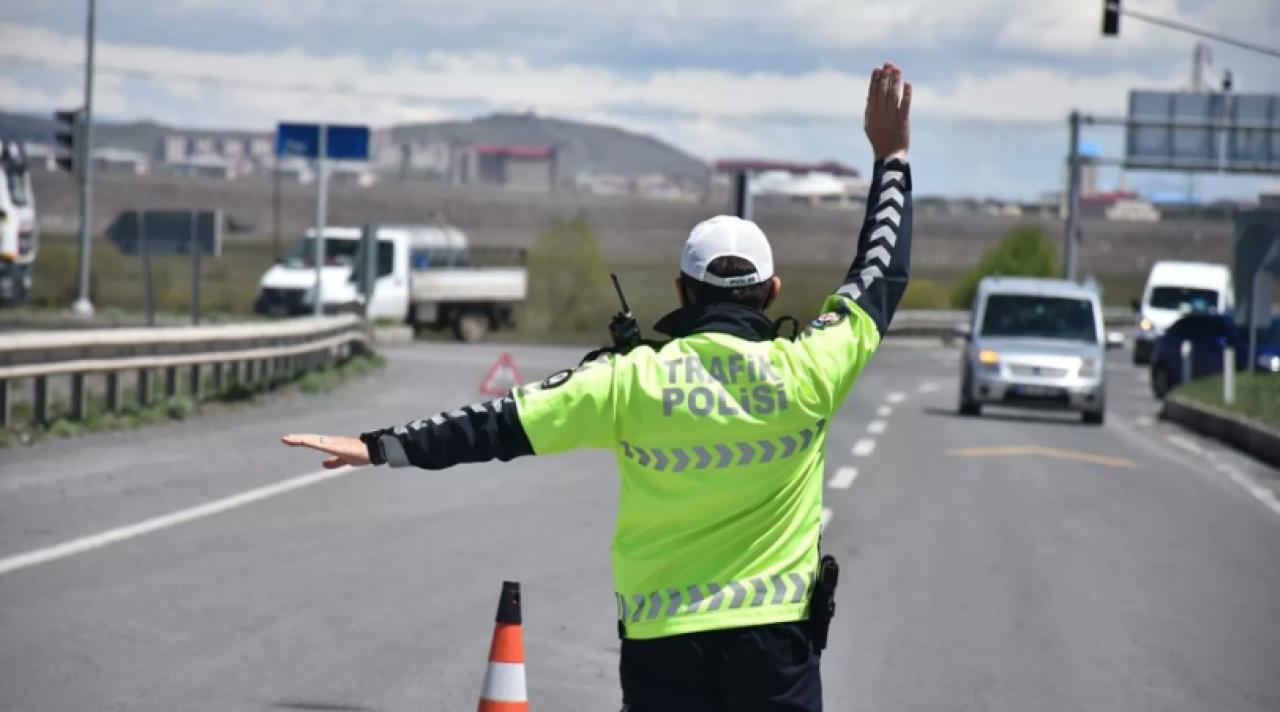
[71,0,97,317]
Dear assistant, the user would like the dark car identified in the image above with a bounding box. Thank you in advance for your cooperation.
[1150,314,1280,398]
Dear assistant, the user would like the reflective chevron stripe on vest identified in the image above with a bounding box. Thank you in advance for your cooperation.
[616,570,816,624]
[620,420,825,472]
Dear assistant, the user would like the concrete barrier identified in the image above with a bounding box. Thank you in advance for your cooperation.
[1160,395,1280,468]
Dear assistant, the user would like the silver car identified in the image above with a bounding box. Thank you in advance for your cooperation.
[957,277,1112,425]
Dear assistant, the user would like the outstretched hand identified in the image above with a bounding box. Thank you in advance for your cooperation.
[281,433,371,469]
[864,62,911,161]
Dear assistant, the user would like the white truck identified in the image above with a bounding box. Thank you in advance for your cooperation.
[0,143,38,304]
[255,224,527,341]
[1131,260,1234,364]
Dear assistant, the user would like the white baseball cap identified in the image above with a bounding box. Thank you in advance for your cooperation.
[680,215,775,288]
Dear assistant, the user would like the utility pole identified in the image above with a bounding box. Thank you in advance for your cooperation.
[1063,112,1082,282]
[1191,42,1212,92]
[272,160,282,261]
[1185,42,1213,204]
[312,125,328,316]
[70,0,96,316]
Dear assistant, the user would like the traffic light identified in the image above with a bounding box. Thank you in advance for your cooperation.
[1102,0,1121,36]
[53,108,82,178]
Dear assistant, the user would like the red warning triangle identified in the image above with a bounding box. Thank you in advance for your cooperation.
[479,352,523,396]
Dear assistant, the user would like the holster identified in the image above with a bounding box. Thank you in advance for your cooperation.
[809,555,840,653]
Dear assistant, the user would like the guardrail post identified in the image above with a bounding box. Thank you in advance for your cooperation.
[71,373,87,421]
[1223,346,1235,406]
[212,362,223,394]
[33,376,48,425]
[106,371,120,414]
[137,369,151,407]
[165,366,178,399]
[0,379,9,428]
[189,364,201,401]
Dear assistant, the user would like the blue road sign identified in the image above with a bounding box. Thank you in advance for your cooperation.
[275,123,370,160]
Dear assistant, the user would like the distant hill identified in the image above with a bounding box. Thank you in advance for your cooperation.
[0,110,709,181]
[388,112,708,182]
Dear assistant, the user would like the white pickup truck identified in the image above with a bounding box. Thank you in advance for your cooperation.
[0,143,38,304]
[255,224,527,341]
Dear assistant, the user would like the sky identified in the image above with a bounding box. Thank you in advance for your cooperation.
[1,0,1277,200]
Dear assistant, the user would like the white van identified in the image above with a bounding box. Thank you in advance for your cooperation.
[0,143,38,304]
[1132,260,1234,364]
[255,226,366,317]
[255,224,527,341]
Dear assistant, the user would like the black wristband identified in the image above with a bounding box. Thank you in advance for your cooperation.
[359,430,388,466]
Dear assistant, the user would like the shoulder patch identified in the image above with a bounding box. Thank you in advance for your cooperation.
[540,369,574,390]
[810,311,847,330]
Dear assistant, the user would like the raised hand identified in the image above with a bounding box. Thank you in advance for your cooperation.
[864,62,911,161]
[281,433,371,469]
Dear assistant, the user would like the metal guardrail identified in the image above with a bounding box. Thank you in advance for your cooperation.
[887,308,1134,336]
[0,315,370,427]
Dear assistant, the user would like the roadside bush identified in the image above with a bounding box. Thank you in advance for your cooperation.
[526,217,612,335]
[950,226,1058,308]
[28,243,79,306]
[899,277,951,310]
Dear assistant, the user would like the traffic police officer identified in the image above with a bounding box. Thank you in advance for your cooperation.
[283,62,913,711]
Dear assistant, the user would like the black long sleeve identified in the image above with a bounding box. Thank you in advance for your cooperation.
[835,157,912,336]
[359,394,534,469]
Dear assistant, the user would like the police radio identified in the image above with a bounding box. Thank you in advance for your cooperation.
[608,273,642,351]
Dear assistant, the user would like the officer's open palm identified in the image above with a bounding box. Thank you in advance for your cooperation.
[864,62,911,160]
[281,433,371,469]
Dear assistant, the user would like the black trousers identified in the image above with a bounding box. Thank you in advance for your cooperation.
[619,621,822,712]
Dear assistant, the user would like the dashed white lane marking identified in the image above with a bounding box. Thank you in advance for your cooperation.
[917,382,939,393]
[1135,415,1154,427]
[0,466,360,577]
[867,420,888,435]
[1166,434,1204,455]
[852,439,877,457]
[820,507,834,532]
[876,405,892,417]
[886,392,906,404]
[828,466,860,490]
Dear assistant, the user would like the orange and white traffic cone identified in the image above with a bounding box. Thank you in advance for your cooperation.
[478,581,528,712]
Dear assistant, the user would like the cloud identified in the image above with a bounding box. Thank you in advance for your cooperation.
[2,2,1274,200]
[0,19,1189,129]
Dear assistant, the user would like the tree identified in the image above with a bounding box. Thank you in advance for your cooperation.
[950,226,1059,308]
[526,217,612,335]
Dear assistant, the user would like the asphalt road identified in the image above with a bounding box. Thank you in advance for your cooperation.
[1,339,1278,711]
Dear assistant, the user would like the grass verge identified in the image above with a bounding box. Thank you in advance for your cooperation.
[1175,373,1280,430]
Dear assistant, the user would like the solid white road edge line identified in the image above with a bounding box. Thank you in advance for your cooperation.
[1219,465,1280,518]
[820,507,833,532]
[0,466,361,577]
[867,420,888,435]
[828,466,860,490]
[876,405,892,417]
[852,439,877,457]
[1165,433,1204,455]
